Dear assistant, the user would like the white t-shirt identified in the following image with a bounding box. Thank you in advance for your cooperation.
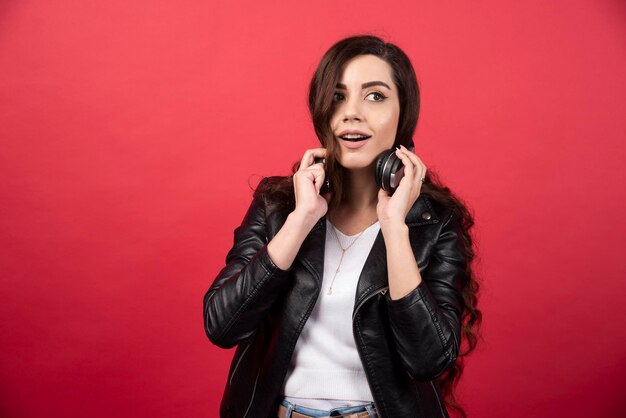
[282,219,381,409]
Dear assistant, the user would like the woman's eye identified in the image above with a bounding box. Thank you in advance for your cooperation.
[366,92,386,101]
[333,92,344,102]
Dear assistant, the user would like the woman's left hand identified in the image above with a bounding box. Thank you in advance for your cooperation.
[377,145,427,229]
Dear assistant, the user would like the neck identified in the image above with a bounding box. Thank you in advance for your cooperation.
[338,164,379,212]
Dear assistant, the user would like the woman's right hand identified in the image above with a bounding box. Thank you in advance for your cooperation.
[292,148,331,225]
[265,148,331,270]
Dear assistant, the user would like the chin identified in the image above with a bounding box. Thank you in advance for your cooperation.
[338,155,377,171]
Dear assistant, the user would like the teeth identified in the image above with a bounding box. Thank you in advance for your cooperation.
[341,134,370,140]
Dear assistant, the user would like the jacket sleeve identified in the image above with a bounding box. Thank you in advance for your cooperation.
[203,178,292,349]
[386,206,469,380]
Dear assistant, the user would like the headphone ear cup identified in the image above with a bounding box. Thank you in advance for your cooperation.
[375,149,392,190]
[374,149,406,194]
[374,149,403,193]
[386,154,404,193]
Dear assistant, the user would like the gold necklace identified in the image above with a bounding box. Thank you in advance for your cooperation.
[326,218,378,295]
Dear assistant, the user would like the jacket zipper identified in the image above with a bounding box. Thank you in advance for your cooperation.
[243,260,321,418]
[351,259,428,322]
[243,363,262,418]
[229,342,251,385]
[352,286,389,321]
[352,286,389,416]
[354,286,445,418]
[430,380,446,417]
[243,295,319,418]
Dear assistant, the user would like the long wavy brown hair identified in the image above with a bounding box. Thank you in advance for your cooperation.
[254,35,481,417]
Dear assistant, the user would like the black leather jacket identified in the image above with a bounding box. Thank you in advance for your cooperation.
[204,177,469,418]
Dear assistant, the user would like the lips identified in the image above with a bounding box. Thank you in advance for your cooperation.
[338,137,370,149]
[337,130,372,142]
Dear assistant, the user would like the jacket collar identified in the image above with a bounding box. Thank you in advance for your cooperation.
[355,194,439,303]
[295,194,440,302]
[405,193,439,227]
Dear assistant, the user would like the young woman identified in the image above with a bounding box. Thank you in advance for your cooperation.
[204,35,481,418]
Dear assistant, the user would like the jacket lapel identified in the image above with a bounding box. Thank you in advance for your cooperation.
[354,194,440,305]
[294,216,327,288]
[354,229,388,305]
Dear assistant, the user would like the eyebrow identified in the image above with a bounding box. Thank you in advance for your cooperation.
[336,81,392,90]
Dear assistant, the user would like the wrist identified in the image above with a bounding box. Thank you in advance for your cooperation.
[288,210,321,232]
[380,219,408,234]
[381,221,409,244]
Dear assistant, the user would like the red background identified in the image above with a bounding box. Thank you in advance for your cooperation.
[1,1,625,417]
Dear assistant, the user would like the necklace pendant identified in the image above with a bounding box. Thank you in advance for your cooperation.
[327,288,333,295]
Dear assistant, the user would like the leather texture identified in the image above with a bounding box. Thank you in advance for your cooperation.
[204,176,469,418]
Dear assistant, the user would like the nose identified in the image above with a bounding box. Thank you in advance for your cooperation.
[341,96,362,122]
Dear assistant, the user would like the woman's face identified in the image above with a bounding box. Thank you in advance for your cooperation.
[330,54,400,171]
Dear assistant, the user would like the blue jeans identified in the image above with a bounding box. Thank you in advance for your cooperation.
[279,399,378,417]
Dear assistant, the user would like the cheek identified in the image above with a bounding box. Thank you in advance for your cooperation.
[376,112,399,135]
[329,114,341,133]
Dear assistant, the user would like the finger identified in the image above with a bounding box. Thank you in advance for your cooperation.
[395,148,415,180]
[391,152,416,202]
[390,169,413,205]
[296,165,325,193]
[395,150,425,195]
[399,145,427,178]
[399,151,426,188]
[295,165,324,183]
[313,167,325,194]
[299,148,328,170]
[399,145,424,170]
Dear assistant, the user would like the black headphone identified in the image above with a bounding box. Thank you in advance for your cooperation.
[374,141,415,194]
